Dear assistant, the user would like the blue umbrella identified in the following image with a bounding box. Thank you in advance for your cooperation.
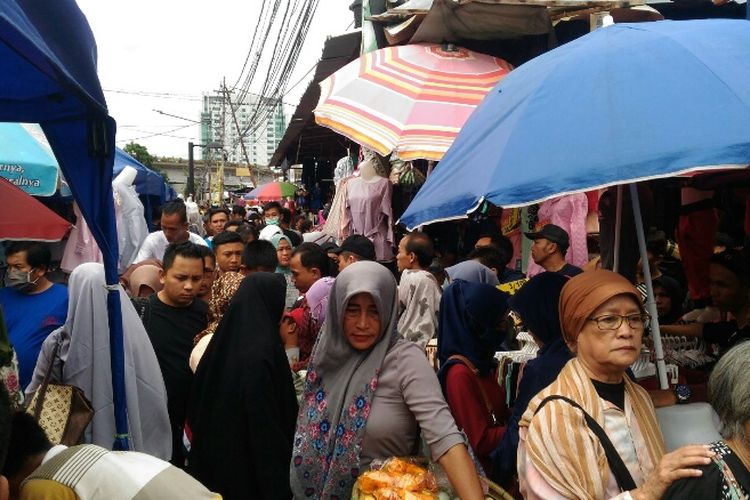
[400,19,750,391]
[0,122,58,196]
[400,19,750,229]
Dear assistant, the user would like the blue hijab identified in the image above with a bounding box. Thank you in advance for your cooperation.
[508,272,568,344]
[437,280,509,389]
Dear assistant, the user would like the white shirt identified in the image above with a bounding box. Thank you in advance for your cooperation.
[133,231,207,263]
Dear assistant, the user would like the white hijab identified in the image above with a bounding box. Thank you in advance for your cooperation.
[27,263,171,459]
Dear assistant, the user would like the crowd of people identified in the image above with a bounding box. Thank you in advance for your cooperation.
[0,193,749,500]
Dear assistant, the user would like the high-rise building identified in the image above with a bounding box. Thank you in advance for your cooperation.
[200,90,286,167]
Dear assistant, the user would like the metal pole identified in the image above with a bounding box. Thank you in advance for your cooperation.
[630,184,669,390]
[187,142,195,197]
[613,185,623,272]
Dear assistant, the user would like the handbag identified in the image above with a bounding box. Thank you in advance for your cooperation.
[24,341,94,446]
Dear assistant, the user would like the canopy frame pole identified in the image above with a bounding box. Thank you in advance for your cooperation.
[629,183,669,390]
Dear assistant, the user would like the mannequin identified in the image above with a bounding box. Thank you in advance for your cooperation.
[112,166,148,272]
[358,158,379,182]
[342,159,394,261]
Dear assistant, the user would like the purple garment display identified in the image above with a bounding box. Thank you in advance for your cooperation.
[343,176,394,261]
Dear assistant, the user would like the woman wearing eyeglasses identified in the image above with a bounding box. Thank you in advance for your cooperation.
[517,270,714,500]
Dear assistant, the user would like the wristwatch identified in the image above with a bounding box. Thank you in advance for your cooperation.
[674,384,692,405]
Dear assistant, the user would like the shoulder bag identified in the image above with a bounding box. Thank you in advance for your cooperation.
[24,341,94,446]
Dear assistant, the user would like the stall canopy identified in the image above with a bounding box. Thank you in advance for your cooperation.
[0,1,128,448]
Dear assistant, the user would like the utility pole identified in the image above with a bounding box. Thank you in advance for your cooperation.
[187,141,195,198]
[223,82,256,186]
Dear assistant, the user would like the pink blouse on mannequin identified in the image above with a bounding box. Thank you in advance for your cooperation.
[343,175,395,262]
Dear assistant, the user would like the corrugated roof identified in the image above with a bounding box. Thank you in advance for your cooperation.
[269,30,362,167]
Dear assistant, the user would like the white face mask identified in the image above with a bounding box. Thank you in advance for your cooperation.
[4,267,39,293]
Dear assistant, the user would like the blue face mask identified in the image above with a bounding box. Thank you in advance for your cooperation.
[266,217,280,226]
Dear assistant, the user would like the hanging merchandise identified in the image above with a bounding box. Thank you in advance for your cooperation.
[343,159,395,261]
[526,194,588,277]
[113,167,149,273]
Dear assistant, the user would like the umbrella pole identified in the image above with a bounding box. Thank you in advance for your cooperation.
[629,184,669,390]
[613,185,623,272]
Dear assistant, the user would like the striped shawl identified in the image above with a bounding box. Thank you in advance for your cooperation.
[518,358,665,499]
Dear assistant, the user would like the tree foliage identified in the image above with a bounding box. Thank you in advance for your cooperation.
[123,142,154,168]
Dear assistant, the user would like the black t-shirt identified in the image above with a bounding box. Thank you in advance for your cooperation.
[558,263,583,278]
[704,320,750,354]
[142,293,208,464]
[591,379,626,410]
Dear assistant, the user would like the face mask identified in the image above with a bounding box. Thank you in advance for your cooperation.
[4,267,39,293]
[266,217,280,226]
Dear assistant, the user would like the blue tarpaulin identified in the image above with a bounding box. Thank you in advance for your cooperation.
[0,0,129,448]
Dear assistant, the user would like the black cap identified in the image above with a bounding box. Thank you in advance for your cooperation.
[331,234,376,261]
[524,224,570,251]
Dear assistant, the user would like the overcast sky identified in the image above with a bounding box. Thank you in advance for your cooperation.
[75,0,354,159]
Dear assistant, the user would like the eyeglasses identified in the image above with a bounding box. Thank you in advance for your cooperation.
[587,313,651,331]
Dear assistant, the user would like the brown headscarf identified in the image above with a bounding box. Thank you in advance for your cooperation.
[558,269,643,345]
[127,264,163,297]
[194,272,244,344]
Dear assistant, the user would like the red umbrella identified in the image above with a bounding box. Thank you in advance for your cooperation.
[0,177,71,241]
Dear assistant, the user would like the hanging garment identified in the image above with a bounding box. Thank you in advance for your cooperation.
[527,194,588,277]
[113,182,148,273]
[61,203,103,273]
[343,176,395,261]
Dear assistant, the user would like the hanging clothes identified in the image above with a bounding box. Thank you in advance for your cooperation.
[113,181,148,273]
[61,202,103,273]
[343,176,394,261]
[322,175,353,240]
[527,194,588,277]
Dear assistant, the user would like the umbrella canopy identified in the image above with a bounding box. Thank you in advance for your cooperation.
[0,176,71,241]
[314,43,512,161]
[0,122,59,196]
[399,19,750,230]
[243,181,298,202]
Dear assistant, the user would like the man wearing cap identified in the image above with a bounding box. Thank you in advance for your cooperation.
[525,224,583,277]
[331,234,377,273]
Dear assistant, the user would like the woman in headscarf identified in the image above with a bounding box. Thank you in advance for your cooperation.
[127,264,163,298]
[189,271,244,373]
[27,263,171,459]
[270,232,299,309]
[445,260,499,286]
[291,261,484,499]
[187,273,298,500]
[289,276,335,372]
[437,280,510,473]
[0,307,22,407]
[517,270,714,500]
[490,272,571,486]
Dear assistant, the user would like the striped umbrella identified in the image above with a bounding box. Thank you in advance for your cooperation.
[314,43,512,161]
[243,181,299,202]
